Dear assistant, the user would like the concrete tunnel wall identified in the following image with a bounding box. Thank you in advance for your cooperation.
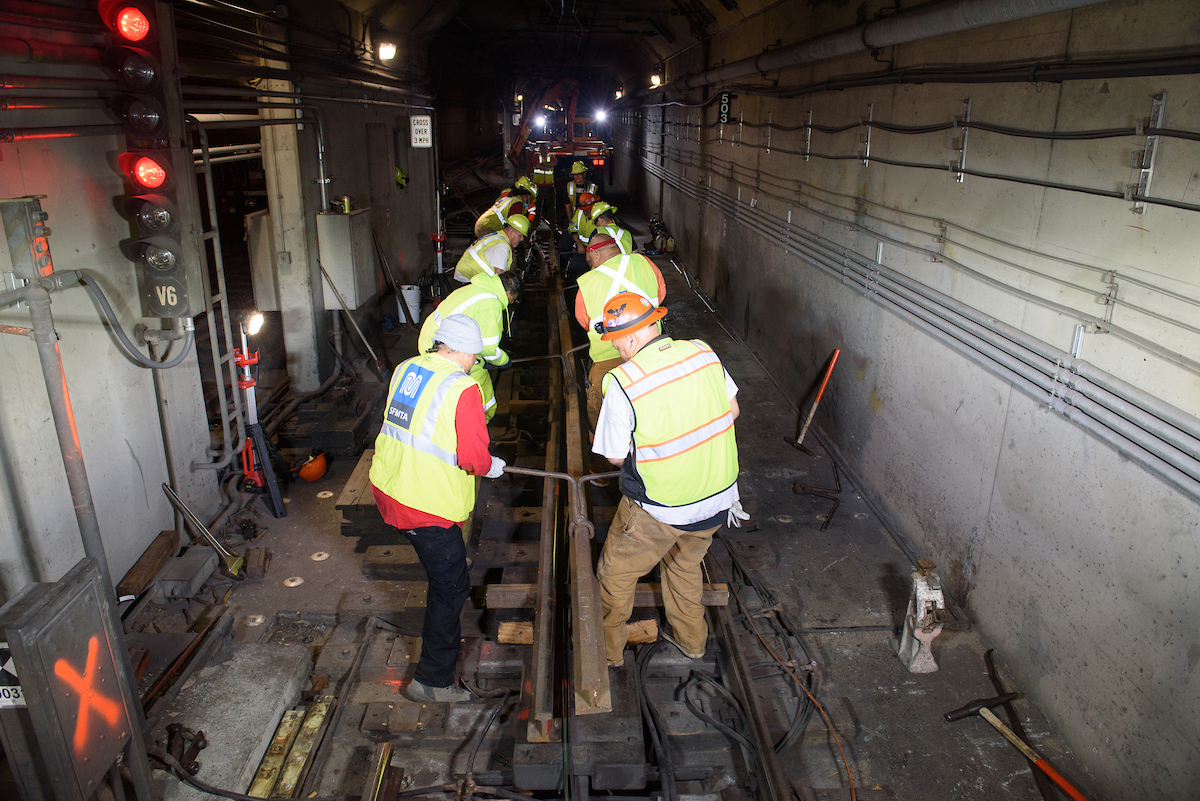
[0,104,214,602]
[616,0,1200,797]
[0,16,436,603]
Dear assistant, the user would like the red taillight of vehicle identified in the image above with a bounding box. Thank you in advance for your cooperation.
[592,158,606,167]
[116,7,150,41]
[132,155,166,188]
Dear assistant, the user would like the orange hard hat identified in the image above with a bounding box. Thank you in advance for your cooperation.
[577,192,598,208]
[298,451,327,481]
[597,292,667,341]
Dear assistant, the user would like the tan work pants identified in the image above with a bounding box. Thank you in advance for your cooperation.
[587,357,624,431]
[597,496,719,662]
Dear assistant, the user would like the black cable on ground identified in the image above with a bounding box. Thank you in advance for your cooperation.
[633,641,677,801]
[679,672,757,757]
[467,691,514,776]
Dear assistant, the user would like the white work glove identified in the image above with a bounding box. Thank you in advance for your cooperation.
[485,456,506,479]
[726,500,750,528]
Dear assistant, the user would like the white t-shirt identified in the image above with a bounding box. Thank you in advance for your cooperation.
[593,362,739,527]
[453,241,511,282]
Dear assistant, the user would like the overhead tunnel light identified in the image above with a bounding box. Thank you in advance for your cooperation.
[595,109,607,122]
[378,41,397,61]
[535,115,546,127]
[650,74,661,87]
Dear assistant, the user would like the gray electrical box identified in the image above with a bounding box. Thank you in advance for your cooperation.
[317,209,379,311]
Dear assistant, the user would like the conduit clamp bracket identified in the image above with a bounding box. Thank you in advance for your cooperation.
[953,98,972,183]
[1129,92,1166,215]
[804,109,812,162]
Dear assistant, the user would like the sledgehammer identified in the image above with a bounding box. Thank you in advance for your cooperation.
[945,693,1090,801]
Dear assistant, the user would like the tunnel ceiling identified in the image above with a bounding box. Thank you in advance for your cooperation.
[340,0,789,102]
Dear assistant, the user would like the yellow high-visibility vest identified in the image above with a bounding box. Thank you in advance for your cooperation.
[532,154,555,185]
[566,180,598,209]
[418,273,509,420]
[455,231,512,282]
[603,338,738,508]
[594,223,633,255]
[477,195,522,234]
[577,254,660,361]
[371,352,481,522]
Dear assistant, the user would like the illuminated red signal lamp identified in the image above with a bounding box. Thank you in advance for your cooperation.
[118,152,169,189]
[115,6,150,41]
[592,158,606,167]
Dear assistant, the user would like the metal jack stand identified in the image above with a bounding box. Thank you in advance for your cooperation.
[793,460,842,531]
[236,317,286,518]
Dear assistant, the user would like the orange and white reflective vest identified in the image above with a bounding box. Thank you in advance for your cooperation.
[602,338,738,507]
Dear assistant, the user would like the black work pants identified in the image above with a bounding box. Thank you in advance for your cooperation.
[403,523,470,688]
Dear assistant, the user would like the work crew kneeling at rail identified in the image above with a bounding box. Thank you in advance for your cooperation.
[418,270,524,422]
[369,314,507,703]
[592,294,750,666]
[454,214,530,284]
[560,192,598,276]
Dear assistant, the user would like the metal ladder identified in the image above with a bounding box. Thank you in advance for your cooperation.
[187,116,246,472]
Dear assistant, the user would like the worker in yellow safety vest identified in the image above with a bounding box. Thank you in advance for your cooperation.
[475,180,535,237]
[369,314,507,702]
[454,214,530,283]
[573,235,665,430]
[591,294,749,667]
[563,160,598,222]
[418,270,523,422]
[589,202,634,255]
[531,143,558,228]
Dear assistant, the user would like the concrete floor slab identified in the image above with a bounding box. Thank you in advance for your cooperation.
[151,641,311,801]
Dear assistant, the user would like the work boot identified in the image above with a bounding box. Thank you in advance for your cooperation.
[406,678,474,703]
[659,629,705,660]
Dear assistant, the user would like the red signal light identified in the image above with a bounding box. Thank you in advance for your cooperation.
[592,158,606,167]
[127,154,166,188]
[116,7,150,41]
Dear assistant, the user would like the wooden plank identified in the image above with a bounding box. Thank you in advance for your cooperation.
[335,449,376,511]
[627,618,659,645]
[117,529,178,597]
[498,621,534,645]
[487,582,729,609]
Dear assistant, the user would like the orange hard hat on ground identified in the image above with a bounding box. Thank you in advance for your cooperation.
[577,192,598,208]
[598,292,667,340]
[298,451,327,481]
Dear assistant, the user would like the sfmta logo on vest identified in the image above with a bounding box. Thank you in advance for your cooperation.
[388,364,433,430]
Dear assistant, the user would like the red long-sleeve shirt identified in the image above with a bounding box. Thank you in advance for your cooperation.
[370,383,492,529]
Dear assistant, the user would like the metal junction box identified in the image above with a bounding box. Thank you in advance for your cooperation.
[317,209,379,311]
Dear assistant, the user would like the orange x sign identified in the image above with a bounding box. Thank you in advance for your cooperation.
[54,636,121,753]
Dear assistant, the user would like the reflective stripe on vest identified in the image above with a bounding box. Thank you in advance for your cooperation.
[380,369,463,467]
[608,339,737,508]
[433,292,502,347]
[633,410,734,463]
[587,256,653,327]
[371,352,480,522]
[597,224,632,254]
[617,347,721,402]
[464,232,510,277]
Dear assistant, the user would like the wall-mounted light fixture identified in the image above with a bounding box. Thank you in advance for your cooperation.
[650,73,661,87]
[615,89,623,100]
[378,41,397,61]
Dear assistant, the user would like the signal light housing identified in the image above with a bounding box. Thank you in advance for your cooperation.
[111,94,166,138]
[592,158,606,167]
[104,46,160,91]
[119,152,169,189]
[125,194,179,237]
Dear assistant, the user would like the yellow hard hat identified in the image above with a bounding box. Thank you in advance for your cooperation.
[571,161,587,175]
[506,214,531,236]
[515,176,535,193]
[590,201,616,221]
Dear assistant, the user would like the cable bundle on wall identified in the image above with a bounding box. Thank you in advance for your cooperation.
[635,152,1200,504]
